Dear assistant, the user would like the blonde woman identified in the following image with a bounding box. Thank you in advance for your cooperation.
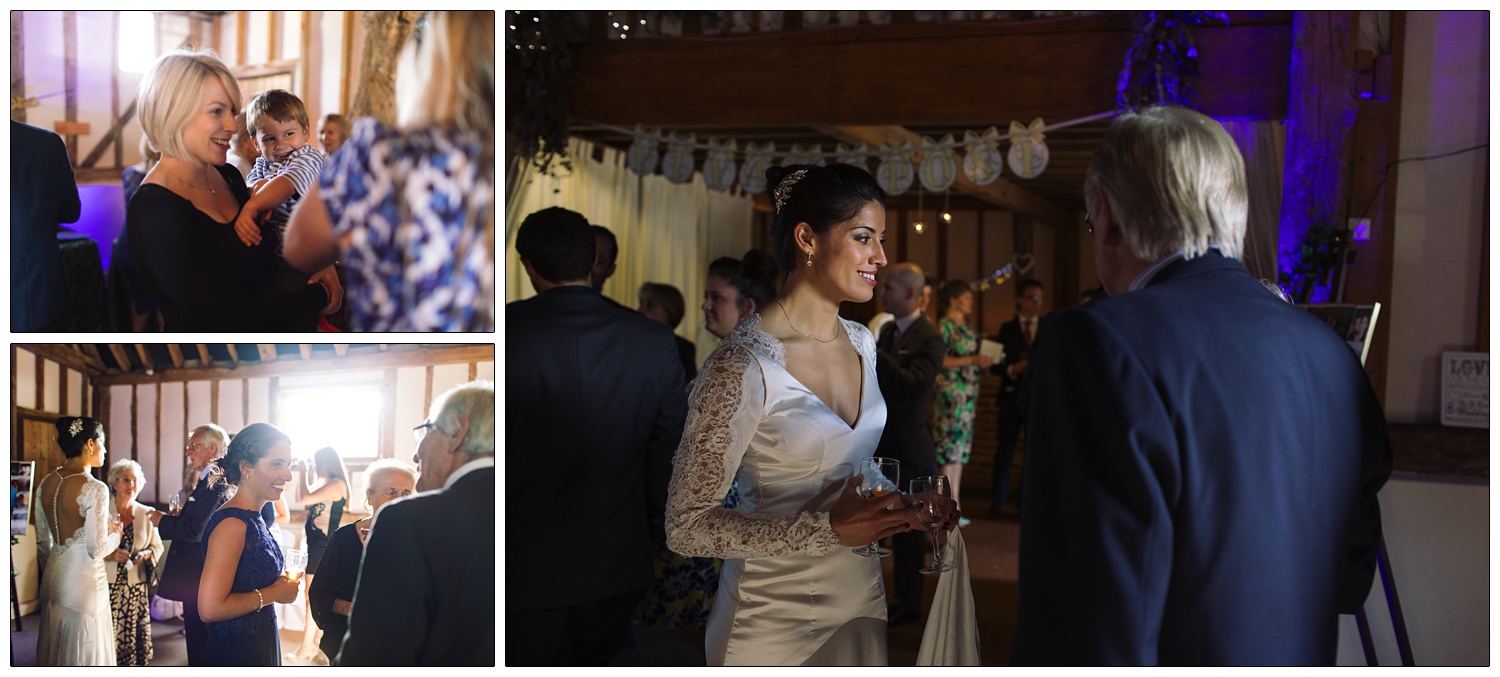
[286,11,495,331]
[104,460,164,666]
[126,49,339,332]
[318,112,351,155]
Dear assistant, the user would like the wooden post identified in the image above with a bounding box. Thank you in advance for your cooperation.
[237,11,248,66]
[340,11,354,114]
[11,12,23,124]
[63,11,78,164]
[111,10,121,168]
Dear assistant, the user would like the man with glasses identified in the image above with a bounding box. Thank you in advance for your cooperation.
[988,278,1046,520]
[149,423,232,665]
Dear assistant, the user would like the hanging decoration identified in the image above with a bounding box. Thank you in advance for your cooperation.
[661,132,697,183]
[1116,11,1230,109]
[738,141,776,194]
[702,138,738,191]
[1013,251,1036,276]
[962,127,1004,186]
[835,143,871,174]
[783,144,827,167]
[1007,118,1049,179]
[508,11,580,174]
[919,135,958,192]
[876,141,916,196]
[627,124,661,177]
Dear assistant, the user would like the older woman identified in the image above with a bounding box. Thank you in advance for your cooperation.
[126,49,339,332]
[307,459,416,662]
[285,11,494,332]
[930,280,993,520]
[104,460,164,666]
[638,282,697,383]
[318,113,350,156]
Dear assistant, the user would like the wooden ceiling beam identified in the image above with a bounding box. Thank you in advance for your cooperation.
[195,344,212,366]
[15,344,105,375]
[334,344,349,356]
[257,344,278,362]
[820,124,1073,226]
[94,345,496,386]
[298,344,312,360]
[78,344,106,371]
[108,344,133,374]
[134,344,156,373]
[225,344,239,369]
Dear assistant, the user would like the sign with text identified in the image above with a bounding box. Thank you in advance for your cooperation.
[1441,351,1488,428]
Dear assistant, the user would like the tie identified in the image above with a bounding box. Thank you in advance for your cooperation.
[880,323,898,351]
[1024,318,1035,346]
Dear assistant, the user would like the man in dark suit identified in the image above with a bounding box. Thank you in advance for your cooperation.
[338,381,495,666]
[149,423,232,666]
[11,120,81,332]
[1012,105,1391,665]
[503,206,687,665]
[988,278,1046,519]
[872,262,946,625]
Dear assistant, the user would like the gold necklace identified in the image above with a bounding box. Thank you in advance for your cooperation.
[174,165,216,195]
[775,300,841,344]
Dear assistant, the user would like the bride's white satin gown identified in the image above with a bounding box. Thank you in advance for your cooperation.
[667,315,889,666]
[35,474,120,666]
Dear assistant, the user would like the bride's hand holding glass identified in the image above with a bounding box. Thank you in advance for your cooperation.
[828,475,920,549]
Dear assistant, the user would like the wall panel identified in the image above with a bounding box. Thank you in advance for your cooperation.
[218,378,245,432]
[185,380,211,438]
[159,381,186,500]
[134,384,160,502]
[42,359,60,413]
[247,378,271,423]
[67,368,83,415]
[393,367,426,462]
[16,350,37,410]
[477,361,495,383]
[108,385,133,462]
[432,364,469,402]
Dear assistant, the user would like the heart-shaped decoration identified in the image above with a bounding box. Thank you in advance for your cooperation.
[1013,252,1035,275]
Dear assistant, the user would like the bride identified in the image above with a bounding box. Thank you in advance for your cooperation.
[34,416,122,666]
[666,163,923,666]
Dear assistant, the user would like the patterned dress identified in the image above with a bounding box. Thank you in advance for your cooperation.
[107,523,152,666]
[318,117,493,331]
[932,316,983,464]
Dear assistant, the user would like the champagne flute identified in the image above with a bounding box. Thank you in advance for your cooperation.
[911,476,956,574]
[853,457,900,557]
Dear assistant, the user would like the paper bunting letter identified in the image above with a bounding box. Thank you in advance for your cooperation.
[627,125,661,177]
[662,132,697,184]
[919,134,958,192]
[783,144,826,167]
[1007,118,1049,179]
[835,143,871,174]
[876,141,915,196]
[703,138,738,192]
[738,142,775,194]
[962,127,1004,186]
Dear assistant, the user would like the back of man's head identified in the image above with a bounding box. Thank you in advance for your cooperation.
[516,207,595,285]
[1083,105,1248,261]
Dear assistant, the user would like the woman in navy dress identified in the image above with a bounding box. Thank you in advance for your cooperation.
[197,423,301,666]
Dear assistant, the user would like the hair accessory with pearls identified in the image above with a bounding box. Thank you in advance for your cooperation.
[773,169,810,213]
[68,418,83,437]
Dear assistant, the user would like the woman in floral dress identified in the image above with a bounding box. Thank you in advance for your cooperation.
[930,281,994,521]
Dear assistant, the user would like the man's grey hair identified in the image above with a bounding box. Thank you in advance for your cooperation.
[431,381,495,459]
[886,262,926,294]
[1083,105,1248,262]
[193,423,229,458]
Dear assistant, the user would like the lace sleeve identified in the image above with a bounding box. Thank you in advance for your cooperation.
[665,344,842,559]
[79,480,121,561]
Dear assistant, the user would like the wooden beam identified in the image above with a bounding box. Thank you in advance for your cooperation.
[381,369,398,459]
[224,344,239,369]
[111,10,121,168]
[298,344,312,360]
[378,345,388,352]
[94,345,497,386]
[211,380,219,424]
[268,11,279,62]
[334,344,349,356]
[340,11,354,114]
[59,367,70,417]
[11,12,24,124]
[63,11,77,164]
[300,11,311,104]
[258,344,278,362]
[822,125,1073,226]
[424,365,434,414]
[155,383,162,494]
[108,344,133,374]
[15,344,105,375]
[237,11,247,66]
[134,344,156,373]
[78,92,137,168]
[166,344,185,369]
[195,344,211,366]
[79,344,104,370]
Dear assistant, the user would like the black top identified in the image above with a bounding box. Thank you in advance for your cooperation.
[126,163,326,332]
[308,520,363,660]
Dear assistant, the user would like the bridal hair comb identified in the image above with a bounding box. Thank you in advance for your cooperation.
[773,169,810,213]
[68,418,83,437]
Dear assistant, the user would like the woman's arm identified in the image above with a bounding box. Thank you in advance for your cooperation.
[298,475,345,505]
[198,516,252,623]
[942,354,992,369]
[273,496,291,525]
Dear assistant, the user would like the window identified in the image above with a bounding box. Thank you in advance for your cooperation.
[278,384,383,464]
[119,12,157,74]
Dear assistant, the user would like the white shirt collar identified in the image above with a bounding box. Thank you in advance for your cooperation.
[1128,245,1222,292]
[444,456,495,490]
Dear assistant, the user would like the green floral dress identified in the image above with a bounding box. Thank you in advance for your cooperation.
[932,316,982,464]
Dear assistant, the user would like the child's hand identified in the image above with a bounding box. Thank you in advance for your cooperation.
[233,207,263,247]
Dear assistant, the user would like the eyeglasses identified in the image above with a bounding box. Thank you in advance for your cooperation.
[1021,295,1043,303]
[412,421,437,443]
[185,442,211,451]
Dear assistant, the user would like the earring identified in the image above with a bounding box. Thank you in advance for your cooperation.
[805,250,813,268]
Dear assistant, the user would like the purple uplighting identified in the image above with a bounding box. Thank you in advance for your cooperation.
[67,182,127,273]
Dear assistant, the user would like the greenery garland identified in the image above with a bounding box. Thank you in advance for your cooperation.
[1116,11,1229,109]
[1277,212,1348,303]
[506,11,579,175]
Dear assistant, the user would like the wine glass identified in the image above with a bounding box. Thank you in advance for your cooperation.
[853,457,900,557]
[911,476,956,574]
[284,548,308,584]
[168,492,181,515]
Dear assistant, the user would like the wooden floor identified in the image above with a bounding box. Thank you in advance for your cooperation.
[614,486,1022,667]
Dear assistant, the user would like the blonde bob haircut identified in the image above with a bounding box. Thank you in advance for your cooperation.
[394,11,494,146]
[136,49,241,161]
[1083,105,1248,262]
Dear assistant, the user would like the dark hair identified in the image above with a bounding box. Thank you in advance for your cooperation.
[212,423,290,486]
[1081,286,1108,303]
[638,282,686,328]
[55,417,104,458]
[764,163,886,271]
[707,248,778,312]
[312,446,350,486]
[1018,278,1045,295]
[515,207,595,284]
[591,225,618,264]
[937,280,973,317]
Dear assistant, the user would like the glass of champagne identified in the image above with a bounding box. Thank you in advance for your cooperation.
[168,492,181,515]
[853,457,900,557]
[911,476,956,574]
[284,548,308,585]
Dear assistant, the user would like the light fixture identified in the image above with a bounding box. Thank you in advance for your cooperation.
[915,221,926,234]
[942,187,952,222]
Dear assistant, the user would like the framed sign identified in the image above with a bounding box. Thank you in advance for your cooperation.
[11,461,36,537]
[1298,303,1381,366]
[1441,351,1489,428]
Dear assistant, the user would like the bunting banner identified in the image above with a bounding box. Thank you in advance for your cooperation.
[626,124,660,177]
[876,141,915,196]
[918,134,958,192]
[962,127,1004,186]
[738,141,775,194]
[702,138,738,191]
[1007,118,1049,179]
[662,131,697,183]
[834,142,871,175]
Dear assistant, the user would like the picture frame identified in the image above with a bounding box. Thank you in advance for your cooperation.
[11,461,36,537]
[1297,302,1382,366]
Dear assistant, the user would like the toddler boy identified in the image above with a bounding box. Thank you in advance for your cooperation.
[233,89,325,259]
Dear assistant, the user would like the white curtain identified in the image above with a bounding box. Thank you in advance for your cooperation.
[1219,119,1287,283]
[505,139,755,350]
